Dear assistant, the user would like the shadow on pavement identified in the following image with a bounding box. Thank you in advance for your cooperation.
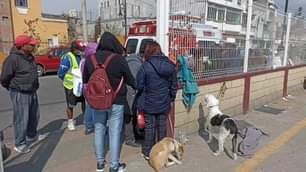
[4,119,65,172]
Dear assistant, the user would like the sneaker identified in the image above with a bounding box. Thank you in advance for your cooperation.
[67,119,76,131]
[125,140,141,148]
[14,145,31,154]
[85,129,94,135]
[109,163,127,172]
[96,162,105,172]
[26,134,48,143]
[141,154,150,161]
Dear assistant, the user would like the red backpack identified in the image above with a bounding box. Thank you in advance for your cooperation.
[84,54,123,110]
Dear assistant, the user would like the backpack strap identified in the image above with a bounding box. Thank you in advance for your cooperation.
[90,54,99,69]
[114,77,124,97]
[103,54,116,68]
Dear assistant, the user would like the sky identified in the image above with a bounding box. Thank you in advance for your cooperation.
[275,0,306,14]
[41,0,306,17]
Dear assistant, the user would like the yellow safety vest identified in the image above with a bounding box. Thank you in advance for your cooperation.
[63,52,79,90]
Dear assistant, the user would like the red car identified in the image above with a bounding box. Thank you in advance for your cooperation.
[34,47,70,76]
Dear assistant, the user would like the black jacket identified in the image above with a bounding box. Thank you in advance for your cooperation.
[0,47,39,93]
[83,32,136,105]
[136,55,178,114]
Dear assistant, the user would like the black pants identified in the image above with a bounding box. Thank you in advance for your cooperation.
[142,113,167,157]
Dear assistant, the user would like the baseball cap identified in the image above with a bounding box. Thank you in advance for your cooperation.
[15,35,38,47]
[71,40,85,51]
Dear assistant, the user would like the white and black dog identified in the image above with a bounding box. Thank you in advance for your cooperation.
[204,94,238,160]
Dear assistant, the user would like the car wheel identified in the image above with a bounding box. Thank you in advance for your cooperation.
[37,65,45,77]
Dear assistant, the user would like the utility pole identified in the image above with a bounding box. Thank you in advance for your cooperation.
[124,0,128,39]
[81,0,88,42]
[279,0,289,50]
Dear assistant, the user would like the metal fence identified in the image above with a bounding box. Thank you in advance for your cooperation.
[165,0,306,80]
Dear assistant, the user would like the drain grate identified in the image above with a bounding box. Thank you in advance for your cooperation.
[256,106,285,115]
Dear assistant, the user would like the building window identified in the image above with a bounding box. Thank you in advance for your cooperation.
[237,0,241,5]
[226,10,241,25]
[1,16,9,25]
[217,9,225,22]
[15,0,28,8]
[207,6,217,21]
[242,13,247,27]
[225,0,232,2]
[107,1,109,7]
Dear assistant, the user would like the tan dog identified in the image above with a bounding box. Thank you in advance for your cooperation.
[149,137,184,172]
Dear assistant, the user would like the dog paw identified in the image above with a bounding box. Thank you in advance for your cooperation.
[213,152,220,156]
[177,161,183,165]
[233,154,237,160]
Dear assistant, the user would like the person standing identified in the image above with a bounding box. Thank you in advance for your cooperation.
[80,42,97,135]
[83,32,136,172]
[136,41,178,160]
[58,40,85,131]
[0,35,40,153]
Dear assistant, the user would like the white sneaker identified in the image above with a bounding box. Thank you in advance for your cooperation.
[14,145,31,154]
[67,119,76,131]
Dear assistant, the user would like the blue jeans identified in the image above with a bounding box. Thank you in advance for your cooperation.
[94,104,124,169]
[84,103,94,131]
[9,90,40,147]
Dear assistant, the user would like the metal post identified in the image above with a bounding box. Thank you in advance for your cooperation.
[124,0,128,39]
[271,11,277,64]
[81,0,88,42]
[157,0,170,56]
[243,0,253,73]
[0,132,4,172]
[283,13,292,66]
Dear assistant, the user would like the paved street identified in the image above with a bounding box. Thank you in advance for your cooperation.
[1,76,306,172]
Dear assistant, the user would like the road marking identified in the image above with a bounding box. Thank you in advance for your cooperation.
[235,118,306,172]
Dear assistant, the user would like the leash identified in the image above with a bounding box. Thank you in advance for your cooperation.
[217,81,228,99]
[168,104,175,138]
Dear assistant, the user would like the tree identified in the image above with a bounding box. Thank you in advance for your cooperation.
[24,18,41,42]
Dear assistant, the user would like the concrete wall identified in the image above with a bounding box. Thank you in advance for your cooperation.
[249,71,284,109]
[288,67,306,92]
[174,79,244,134]
[0,0,14,54]
[174,66,306,135]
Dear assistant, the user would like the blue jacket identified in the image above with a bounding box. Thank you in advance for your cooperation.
[178,55,199,110]
[57,52,81,80]
[136,55,178,114]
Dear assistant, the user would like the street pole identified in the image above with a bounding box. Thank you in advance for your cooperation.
[157,0,169,56]
[244,0,253,73]
[283,13,292,66]
[124,0,128,39]
[81,0,88,42]
[279,0,289,50]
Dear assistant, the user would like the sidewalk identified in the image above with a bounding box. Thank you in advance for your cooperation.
[3,89,306,172]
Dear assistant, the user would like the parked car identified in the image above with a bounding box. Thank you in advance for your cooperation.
[34,47,70,76]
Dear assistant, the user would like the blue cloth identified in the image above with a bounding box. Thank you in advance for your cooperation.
[178,55,199,110]
[57,53,81,80]
[93,104,124,169]
[84,102,94,131]
[136,55,178,114]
